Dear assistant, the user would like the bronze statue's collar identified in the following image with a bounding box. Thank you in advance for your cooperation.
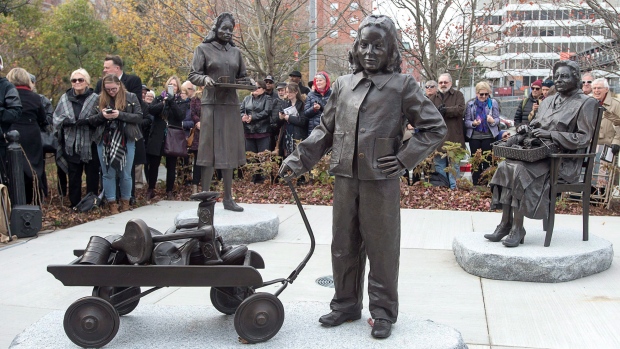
[350,71,395,91]
[211,41,231,51]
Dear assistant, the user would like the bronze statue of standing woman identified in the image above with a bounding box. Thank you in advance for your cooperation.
[189,12,246,211]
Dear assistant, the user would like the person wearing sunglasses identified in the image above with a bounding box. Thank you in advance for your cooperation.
[465,81,500,185]
[52,68,101,209]
[514,79,542,128]
[424,80,437,97]
[581,73,594,95]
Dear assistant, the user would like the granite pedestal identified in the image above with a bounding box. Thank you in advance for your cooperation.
[453,229,613,282]
[174,206,279,244]
[11,302,468,349]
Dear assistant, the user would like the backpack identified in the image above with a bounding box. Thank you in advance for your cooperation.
[73,191,104,213]
[0,184,12,243]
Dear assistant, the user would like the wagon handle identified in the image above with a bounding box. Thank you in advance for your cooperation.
[274,178,316,296]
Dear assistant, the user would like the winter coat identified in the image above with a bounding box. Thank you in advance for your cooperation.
[0,77,22,146]
[429,88,466,149]
[10,87,46,181]
[514,94,537,126]
[304,89,332,135]
[598,93,620,146]
[53,88,99,164]
[145,94,185,156]
[240,93,272,135]
[464,98,501,140]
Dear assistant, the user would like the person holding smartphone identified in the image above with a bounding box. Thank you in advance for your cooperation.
[304,71,331,135]
[144,76,185,200]
[88,74,143,213]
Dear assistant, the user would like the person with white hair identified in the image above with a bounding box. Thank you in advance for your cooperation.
[53,68,101,209]
[591,77,620,191]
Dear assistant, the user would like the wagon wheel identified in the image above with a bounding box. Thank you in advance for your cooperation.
[210,287,252,315]
[93,286,141,316]
[63,296,120,348]
[234,293,284,344]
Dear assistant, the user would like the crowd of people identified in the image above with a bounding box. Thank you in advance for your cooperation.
[421,70,620,193]
[1,47,618,214]
[0,51,334,214]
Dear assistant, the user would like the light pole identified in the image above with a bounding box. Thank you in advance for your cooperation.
[309,0,317,79]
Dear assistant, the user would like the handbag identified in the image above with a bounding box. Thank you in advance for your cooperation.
[187,125,199,149]
[164,124,188,157]
[41,126,58,154]
[73,191,104,213]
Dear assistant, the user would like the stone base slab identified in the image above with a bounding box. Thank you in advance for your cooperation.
[175,205,279,245]
[453,229,613,282]
[11,302,467,349]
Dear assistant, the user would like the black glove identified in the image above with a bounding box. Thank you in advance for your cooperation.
[75,118,89,126]
[438,105,446,116]
[612,144,620,155]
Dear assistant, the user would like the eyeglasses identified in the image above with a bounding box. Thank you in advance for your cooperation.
[71,78,85,83]
[425,85,436,89]
[582,80,592,84]
[531,87,541,90]
[265,81,274,84]
[104,87,118,93]
[478,93,489,97]
[438,81,449,85]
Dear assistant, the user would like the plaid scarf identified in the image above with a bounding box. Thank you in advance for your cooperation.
[102,121,127,171]
[53,90,98,162]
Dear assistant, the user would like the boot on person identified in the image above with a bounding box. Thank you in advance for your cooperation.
[191,184,199,195]
[120,199,131,212]
[108,202,119,214]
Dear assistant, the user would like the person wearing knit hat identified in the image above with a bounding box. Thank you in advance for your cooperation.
[514,79,543,127]
[541,79,554,99]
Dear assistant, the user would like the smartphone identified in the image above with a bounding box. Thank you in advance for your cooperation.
[104,108,113,114]
[167,84,174,96]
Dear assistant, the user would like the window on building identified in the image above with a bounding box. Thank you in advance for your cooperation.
[524,11,532,20]
[330,16,337,25]
[330,31,338,38]
[532,10,539,20]
[330,3,338,10]
[350,29,357,38]
[349,16,359,24]
[350,2,359,11]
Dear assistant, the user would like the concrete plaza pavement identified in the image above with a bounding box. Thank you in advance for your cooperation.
[1,200,619,348]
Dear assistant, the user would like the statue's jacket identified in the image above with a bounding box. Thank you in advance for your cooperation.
[284,71,447,179]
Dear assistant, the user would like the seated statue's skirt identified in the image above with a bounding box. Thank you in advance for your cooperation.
[490,159,550,220]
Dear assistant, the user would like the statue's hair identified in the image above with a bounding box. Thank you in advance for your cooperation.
[348,15,401,74]
[203,12,236,47]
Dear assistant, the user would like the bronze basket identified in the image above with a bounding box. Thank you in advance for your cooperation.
[492,142,560,162]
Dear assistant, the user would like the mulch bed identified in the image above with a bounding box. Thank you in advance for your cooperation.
[29,178,620,233]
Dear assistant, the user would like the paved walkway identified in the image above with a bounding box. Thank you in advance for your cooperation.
[1,201,618,348]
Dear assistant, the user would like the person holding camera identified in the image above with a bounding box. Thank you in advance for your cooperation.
[144,76,185,200]
[304,71,331,135]
[88,74,143,214]
[53,68,100,209]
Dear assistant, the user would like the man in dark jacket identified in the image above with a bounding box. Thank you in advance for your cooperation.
[95,55,143,103]
[514,79,542,127]
[263,75,277,99]
[288,70,311,95]
[429,73,465,189]
[0,55,22,165]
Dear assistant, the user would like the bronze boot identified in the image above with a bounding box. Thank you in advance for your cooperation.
[484,222,512,242]
[502,227,526,247]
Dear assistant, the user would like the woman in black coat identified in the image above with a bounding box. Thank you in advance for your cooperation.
[304,71,332,135]
[145,76,185,200]
[277,83,307,158]
[6,68,47,204]
[240,80,272,183]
